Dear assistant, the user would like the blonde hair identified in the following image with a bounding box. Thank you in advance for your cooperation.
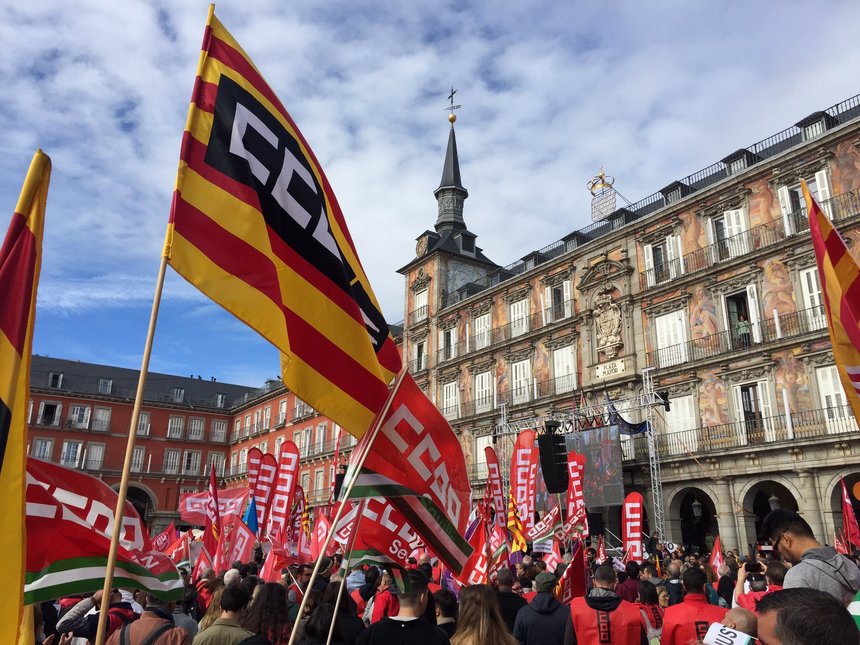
[198,584,225,631]
[450,584,517,645]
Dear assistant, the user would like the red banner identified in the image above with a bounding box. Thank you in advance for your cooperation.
[312,508,335,560]
[349,373,472,573]
[179,487,249,526]
[708,534,723,575]
[203,465,221,556]
[485,446,507,530]
[248,448,262,501]
[510,430,538,533]
[455,516,489,586]
[841,478,860,547]
[545,538,562,572]
[152,522,177,552]
[556,542,586,605]
[220,515,256,566]
[266,441,300,545]
[165,532,190,565]
[528,507,560,541]
[287,486,305,553]
[566,452,589,538]
[192,547,212,582]
[336,497,424,570]
[622,492,644,563]
[255,452,278,530]
[24,458,183,603]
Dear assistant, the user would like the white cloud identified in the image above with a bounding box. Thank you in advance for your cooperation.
[4,0,860,379]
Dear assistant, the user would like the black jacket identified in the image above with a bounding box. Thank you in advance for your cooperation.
[355,617,449,645]
[495,589,527,633]
[512,592,572,645]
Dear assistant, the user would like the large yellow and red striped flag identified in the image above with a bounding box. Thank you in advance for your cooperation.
[805,181,860,423]
[0,150,51,644]
[164,7,401,438]
[507,491,527,553]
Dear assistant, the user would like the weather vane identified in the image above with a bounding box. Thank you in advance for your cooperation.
[445,86,461,123]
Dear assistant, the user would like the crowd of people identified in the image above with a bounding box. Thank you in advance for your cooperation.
[33,509,860,644]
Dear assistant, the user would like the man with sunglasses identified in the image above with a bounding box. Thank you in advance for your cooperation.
[761,509,860,606]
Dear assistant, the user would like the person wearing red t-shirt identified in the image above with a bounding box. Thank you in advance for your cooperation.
[520,575,537,603]
[661,567,728,645]
[733,560,786,613]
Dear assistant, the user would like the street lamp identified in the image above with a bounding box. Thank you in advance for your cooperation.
[692,498,703,520]
[768,493,781,511]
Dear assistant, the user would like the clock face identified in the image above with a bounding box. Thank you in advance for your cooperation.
[416,236,428,256]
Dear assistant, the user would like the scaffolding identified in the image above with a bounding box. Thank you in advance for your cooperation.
[489,368,667,541]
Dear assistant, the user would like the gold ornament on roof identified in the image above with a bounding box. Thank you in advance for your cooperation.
[588,168,618,222]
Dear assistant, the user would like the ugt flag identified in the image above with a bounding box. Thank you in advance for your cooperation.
[0,150,50,644]
[164,7,401,439]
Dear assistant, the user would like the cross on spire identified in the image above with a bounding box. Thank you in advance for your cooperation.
[445,86,461,122]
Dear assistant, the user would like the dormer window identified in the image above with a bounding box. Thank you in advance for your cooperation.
[457,232,476,255]
[660,181,690,206]
[171,387,185,403]
[48,372,63,389]
[721,149,762,176]
[795,111,837,142]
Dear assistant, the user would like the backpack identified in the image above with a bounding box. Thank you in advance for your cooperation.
[118,622,175,645]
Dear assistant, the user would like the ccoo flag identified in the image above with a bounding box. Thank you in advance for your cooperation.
[0,150,50,644]
[804,182,860,423]
[164,7,401,438]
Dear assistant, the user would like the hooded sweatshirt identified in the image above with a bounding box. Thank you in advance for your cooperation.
[784,546,860,605]
[512,592,572,645]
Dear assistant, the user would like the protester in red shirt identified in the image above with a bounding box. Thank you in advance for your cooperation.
[661,567,728,645]
[616,562,641,603]
[733,560,786,613]
[519,576,537,603]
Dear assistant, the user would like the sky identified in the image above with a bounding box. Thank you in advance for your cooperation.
[3,0,860,388]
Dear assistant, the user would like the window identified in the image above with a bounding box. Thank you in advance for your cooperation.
[803,120,825,140]
[137,412,150,436]
[799,267,826,331]
[183,450,201,475]
[474,370,494,414]
[662,394,699,456]
[474,434,494,479]
[163,449,180,474]
[439,327,458,361]
[48,372,63,389]
[131,447,146,473]
[263,407,271,429]
[274,437,285,456]
[244,415,251,435]
[511,359,532,405]
[98,378,113,395]
[472,313,491,351]
[60,441,83,467]
[710,209,749,260]
[31,438,53,460]
[188,418,205,440]
[253,410,261,431]
[653,310,688,367]
[552,346,576,394]
[231,451,238,473]
[723,285,761,345]
[85,443,105,469]
[510,299,530,337]
[442,381,460,420]
[260,441,268,454]
[412,340,427,371]
[208,452,225,475]
[728,157,747,175]
[301,472,310,492]
[68,405,90,429]
[733,381,774,444]
[314,469,326,493]
[239,448,248,471]
[216,393,226,408]
[278,400,288,425]
[211,420,227,442]
[302,428,312,454]
[315,423,327,453]
[92,407,111,432]
[643,237,683,287]
[778,171,832,231]
[816,366,855,434]
[413,289,428,323]
[37,402,61,426]
[171,387,185,403]
[167,416,184,439]
[544,281,573,322]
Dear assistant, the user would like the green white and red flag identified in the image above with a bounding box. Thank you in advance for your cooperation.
[346,372,473,573]
[337,497,424,571]
[25,458,183,603]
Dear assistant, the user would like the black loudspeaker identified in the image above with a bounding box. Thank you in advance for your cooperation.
[537,433,569,494]
[334,473,346,500]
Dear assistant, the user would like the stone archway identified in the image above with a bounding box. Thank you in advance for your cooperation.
[738,479,799,551]
[827,470,860,540]
[125,484,157,527]
[666,485,718,553]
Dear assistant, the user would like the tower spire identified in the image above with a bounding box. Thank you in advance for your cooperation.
[435,87,468,232]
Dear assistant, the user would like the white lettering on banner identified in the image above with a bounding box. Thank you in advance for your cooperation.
[365,497,423,551]
[486,460,505,525]
[379,404,463,528]
[256,460,278,515]
[528,507,560,540]
[623,501,642,561]
[463,550,489,585]
[512,447,537,529]
[703,623,755,645]
[26,472,147,552]
[267,447,299,541]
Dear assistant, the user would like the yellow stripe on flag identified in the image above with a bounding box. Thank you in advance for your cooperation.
[0,150,50,644]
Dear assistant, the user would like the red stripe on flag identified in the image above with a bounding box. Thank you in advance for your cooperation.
[182,133,261,208]
[191,77,219,114]
[824,227,847,265]
[0,213,36,355]
[172,198,390,411]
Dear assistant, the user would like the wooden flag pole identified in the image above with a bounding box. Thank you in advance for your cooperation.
[287,368,407,645]
[324,499,367,645]
[94,256,169,645]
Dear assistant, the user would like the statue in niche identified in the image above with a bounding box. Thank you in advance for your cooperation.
[594,292,623,359]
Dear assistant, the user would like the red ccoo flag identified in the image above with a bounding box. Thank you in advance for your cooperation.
[203,463,221,560]
[804,181,860,422]
[841,478,860,548]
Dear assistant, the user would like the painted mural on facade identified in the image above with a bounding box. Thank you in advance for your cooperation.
[699,368,729,427]
[773,349,813,414]
[762,259,798,319]
[689,285,718,340]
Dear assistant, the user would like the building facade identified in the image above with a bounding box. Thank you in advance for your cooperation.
[399,95,860,553]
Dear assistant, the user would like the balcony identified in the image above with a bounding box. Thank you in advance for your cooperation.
[646,305,827,369]
[91,419,111,433]
[276,413,287,427]
[409,355,428,373]
[293,404,315,421]
[622,405,858,463]
[640,190,860,290]
[408,305,428,325]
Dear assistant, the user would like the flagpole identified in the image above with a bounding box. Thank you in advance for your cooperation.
[325,500,366,645]
[287,367,408,645]
[94,255,169,645]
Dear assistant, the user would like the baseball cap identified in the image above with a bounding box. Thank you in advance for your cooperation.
[534,572,557,593]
